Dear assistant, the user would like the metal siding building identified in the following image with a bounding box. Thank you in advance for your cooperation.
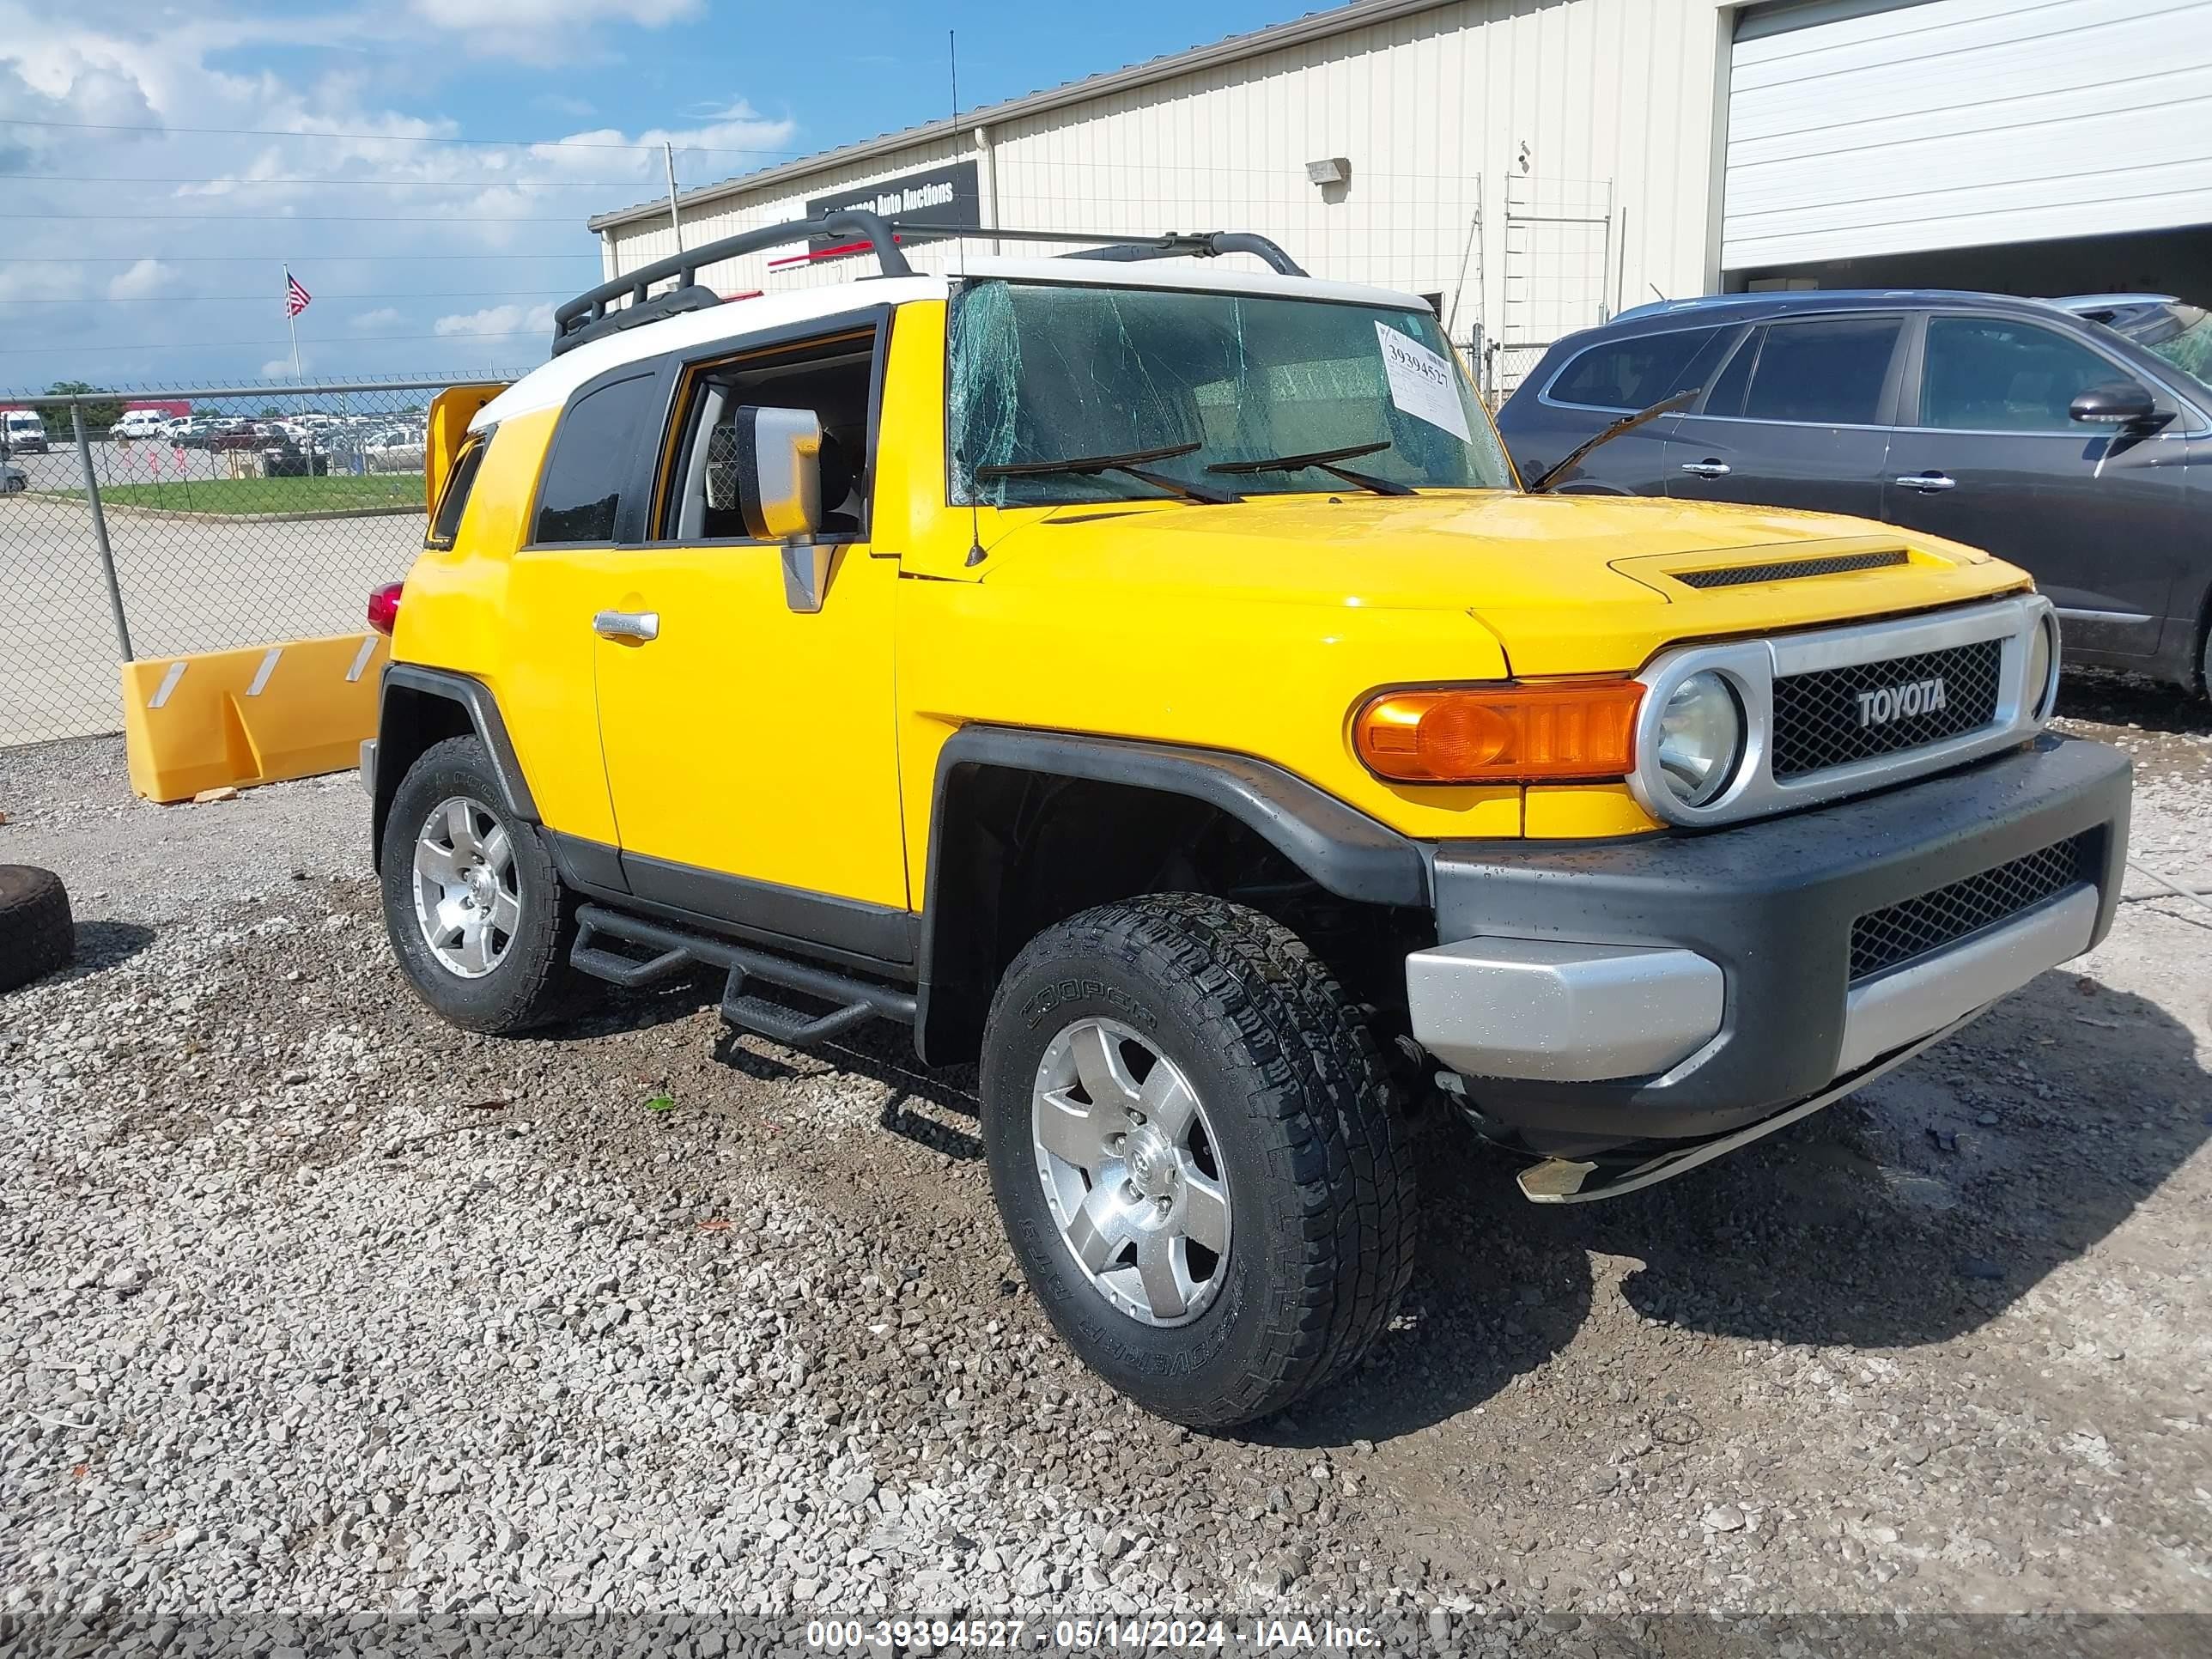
[590,0,2212,380]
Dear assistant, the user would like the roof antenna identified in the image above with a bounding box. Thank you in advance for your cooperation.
[953,27,988,568]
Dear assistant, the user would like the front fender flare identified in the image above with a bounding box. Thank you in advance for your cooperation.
[913,726,1431,1064]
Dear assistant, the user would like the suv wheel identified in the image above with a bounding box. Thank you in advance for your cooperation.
[379,735,586,1034]
[979,894,1415,1428]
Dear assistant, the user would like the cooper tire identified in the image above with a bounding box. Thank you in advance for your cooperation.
[0,866,73,994]
[379,735,587,1034]
[979,894,1416,1428]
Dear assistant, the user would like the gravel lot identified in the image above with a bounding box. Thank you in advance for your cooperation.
[2,681,2209,1649]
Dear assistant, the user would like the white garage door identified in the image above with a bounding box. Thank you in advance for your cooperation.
[1723,0,2212,271]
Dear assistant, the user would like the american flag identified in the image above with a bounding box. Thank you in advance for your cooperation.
[284,270,312,318]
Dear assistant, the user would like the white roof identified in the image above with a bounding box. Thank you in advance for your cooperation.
[473,257,1432,428]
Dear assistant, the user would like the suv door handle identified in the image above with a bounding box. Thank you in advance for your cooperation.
[1679,460,1730,478]
[592,610,659,642]
[1895,472,1956,492]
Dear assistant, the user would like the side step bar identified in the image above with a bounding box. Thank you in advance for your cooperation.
[569,905,917,1048]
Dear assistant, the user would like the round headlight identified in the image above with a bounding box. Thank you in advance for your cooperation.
[2027,614,2058,720]
[1656,671,1744,809]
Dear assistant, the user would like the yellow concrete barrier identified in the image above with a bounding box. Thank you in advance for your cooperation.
[120,632,388,804]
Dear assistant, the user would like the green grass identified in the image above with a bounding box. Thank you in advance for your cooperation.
[52,471,426,515]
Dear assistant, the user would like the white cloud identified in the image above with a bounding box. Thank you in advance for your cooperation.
[434,301,556,338]
[259,357,300,378]
[404,0,702,62]
[106,258,175,300]
[0,7,804,384]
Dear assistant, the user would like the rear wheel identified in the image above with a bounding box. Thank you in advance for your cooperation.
[379,735,586,1034]
[979,894,1415,1428]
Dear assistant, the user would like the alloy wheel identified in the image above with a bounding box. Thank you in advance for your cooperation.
[410,795,520,978]
[1030,1018,1231,1327]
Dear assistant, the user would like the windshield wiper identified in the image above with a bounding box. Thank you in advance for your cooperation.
[975,440,1240,506]
[1526,388,1703,493]
[1206,440,1413,496]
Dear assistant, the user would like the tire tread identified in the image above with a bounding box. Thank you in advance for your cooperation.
[987,893,1415,1426]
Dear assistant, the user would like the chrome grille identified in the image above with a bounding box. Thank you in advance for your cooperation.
[1850,834,2094,982]
[1771,638,2003,779]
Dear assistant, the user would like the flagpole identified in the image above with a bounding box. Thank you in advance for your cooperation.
[283,264,302,382]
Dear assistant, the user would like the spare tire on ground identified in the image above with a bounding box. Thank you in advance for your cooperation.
[0,865,73,993]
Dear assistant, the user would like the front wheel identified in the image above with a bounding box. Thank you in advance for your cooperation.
[378,735,588,1034]
[979,894,1416,1428]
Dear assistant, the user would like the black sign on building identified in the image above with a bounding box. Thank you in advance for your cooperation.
[805,160,982,258]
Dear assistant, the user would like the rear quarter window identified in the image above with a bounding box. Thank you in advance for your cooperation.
[425,431,489,550]
[1549,328,1723,410]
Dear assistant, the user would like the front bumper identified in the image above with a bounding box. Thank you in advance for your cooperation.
[1411,734,2130,1149]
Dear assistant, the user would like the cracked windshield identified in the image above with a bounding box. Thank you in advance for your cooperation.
[949,278,1514,504]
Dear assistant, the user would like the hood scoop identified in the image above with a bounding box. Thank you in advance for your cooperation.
[1674,549,1910,589]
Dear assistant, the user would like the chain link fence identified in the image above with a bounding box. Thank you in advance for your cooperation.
[1482,340,1556,403]
[0,379,483,747]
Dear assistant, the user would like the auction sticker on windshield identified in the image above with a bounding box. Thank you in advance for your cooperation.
[1375,322,1470,442]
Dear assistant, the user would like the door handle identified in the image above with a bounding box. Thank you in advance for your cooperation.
[1679,460,1731,478]
[1895,472,1956,493]
[592,610,659,642]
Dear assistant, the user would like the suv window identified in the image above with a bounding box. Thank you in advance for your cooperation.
[1704,315,1902,425]
[1549,327,1723,410]
[659,327,878,542]
[533,372,657,544]
[426,431,489,550]
[1918,316,2123,433]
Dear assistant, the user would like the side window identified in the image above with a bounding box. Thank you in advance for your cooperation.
[1919,317,2124,433]
[532,373,658,545]
[1702,327,1762,418]
[659,327,878,542]
[1736,316,1902,425]
[1550,327,1723,410]
[425,430,489,550]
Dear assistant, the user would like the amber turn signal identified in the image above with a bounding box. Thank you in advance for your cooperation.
[1352,680,1644,783]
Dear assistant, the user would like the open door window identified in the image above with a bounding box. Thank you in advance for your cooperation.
[658,325,880,544]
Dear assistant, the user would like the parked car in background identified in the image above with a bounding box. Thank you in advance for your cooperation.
[3,409,49,455]
[2051,295,2212,386]
[1495,290,2212,691]
[206,420,274,453]
[112,409,171,441]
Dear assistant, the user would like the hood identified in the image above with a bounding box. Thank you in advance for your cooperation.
[975,490,2029,675]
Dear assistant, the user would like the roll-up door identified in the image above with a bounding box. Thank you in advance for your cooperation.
[1723,0,2212,272]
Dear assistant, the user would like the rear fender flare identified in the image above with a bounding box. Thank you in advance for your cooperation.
[371,665,538,857]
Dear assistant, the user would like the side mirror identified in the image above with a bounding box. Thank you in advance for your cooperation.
[2069,380,2158,427]
[708,405,837,612]
[726,404,824,541]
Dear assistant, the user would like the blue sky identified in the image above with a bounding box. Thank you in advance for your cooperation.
[0,0,1297,390]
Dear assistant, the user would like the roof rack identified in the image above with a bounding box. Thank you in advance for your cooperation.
[550,214,1308,356]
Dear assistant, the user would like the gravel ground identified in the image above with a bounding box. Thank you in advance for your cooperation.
[2,686,2209,1650]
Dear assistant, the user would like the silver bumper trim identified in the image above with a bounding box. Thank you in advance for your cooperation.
[1407,937,1724,1083]
[359,738,377,799]
[1836,883,2098,1073]
[1516,1012,1973,1204]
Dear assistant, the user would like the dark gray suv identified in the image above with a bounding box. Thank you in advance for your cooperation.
[1496,291,2212,690]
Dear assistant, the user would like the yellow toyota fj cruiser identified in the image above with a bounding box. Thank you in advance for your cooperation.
[365,212,2130,1427]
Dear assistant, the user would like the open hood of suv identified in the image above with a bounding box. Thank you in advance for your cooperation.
[975,491,2028,675]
